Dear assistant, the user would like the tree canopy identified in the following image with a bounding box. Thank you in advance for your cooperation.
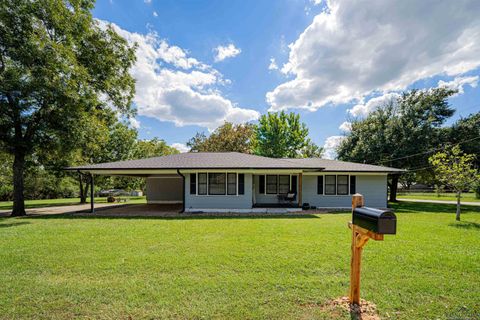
[0,0,136,215]
[187,122,256,153]
[337,88,457,200]
[429,146,479,220]
[255,111,322,158]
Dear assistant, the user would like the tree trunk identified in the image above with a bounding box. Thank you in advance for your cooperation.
[389,174,399,202]
[11,152,26,217]
[456,191,461,221]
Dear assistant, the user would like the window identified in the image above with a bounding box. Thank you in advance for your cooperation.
[259,175,265,194]
[278,175,290,194]
[238,174,245,195]
[227,173,237,195]
[317,176,324,194]
[325,175,336,195]
[291,175,297,193]
[337,175,349,195]
[190,174,196,194]
[208,173,226,195]
[198,173,207,195]
[266,175,278,194]
[350,176,356,194]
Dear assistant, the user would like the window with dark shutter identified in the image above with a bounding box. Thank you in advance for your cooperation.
[259,175,265,194]
[317,176,324,194]
[238,174,245,195]
[198,173,207,195]
[350,176,356,194]
[325,175,336,195]
[266,175,278,194]
[337,175,349,195]
[190,173,196,194]
[208,173,226,195]
[227,173,237,195]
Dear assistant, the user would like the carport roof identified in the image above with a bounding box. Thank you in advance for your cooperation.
[67,152,404,173]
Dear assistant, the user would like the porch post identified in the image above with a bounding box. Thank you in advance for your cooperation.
[298,173,303,207]
[90,173,94,213]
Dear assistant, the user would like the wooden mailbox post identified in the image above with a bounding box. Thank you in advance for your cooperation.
[349,193,396,305]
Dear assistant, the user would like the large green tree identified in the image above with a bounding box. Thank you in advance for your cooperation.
[187,122,257,153]
[447,112,480,167]
[255,111,321,158]
[337,88,456,201]
[0,0,136,216]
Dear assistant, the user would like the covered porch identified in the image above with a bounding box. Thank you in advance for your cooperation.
[252,173,303,208]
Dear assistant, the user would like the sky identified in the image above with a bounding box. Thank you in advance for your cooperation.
[93,0,480,158]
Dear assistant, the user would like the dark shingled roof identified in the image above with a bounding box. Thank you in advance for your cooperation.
[68,152,404,173]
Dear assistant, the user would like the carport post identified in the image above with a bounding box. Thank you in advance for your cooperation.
[90,173,95,213]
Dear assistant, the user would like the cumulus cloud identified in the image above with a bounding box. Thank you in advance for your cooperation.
[323,135,345,160]
[144,0,151,3]
[348,92,400,117]
[267,0,480,111]
[338,121,351,132]
[98,21,259,131]
[129,117,141,129]
[171,143,190,153]
[214,44,241,62]
[153,11,158,17]
[268,58,279,71]
[437,75,479,96]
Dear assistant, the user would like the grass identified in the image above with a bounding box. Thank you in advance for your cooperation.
[397,192,480,202]
[0,202,479,319]
[0,196,147,210]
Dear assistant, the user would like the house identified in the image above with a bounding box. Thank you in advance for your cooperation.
[69,152,403,212]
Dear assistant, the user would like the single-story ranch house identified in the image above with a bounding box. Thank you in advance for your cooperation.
[69,152,403,212]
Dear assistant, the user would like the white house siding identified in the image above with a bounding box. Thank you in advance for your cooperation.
[146,176,183,203]
[301,174,388,208]
[184,173,253,210]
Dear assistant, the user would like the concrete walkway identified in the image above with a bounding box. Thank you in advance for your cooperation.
[0,203,126,217]
[398,198,480,206]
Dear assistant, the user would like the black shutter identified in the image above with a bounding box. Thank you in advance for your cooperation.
[317,176,323,194]
[259,175,265,194]
[350,176,356,194]
[238,174,245,195]
[291,175,297,192]
[190,174,196,194]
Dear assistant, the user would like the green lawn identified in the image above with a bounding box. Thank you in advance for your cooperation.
[0,202,479,319]
[0,196,147,210]
[398,192,480,202]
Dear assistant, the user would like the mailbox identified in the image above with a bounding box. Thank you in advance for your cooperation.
[352,207,396,234]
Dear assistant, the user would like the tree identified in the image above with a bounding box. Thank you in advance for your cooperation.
[299,141,324,158]
[447,112,480,167]
[255,111,311,158]
[429,146,479,221]
[337,88,456,201]
[187,122,256,153]
[0,1,136,216]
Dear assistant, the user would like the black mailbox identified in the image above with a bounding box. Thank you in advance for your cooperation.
[352,207,396,234]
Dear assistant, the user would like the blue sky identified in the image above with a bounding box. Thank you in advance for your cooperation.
[93,0,480,157]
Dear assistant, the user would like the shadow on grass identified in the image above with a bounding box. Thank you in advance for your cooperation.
[0,221,30,228]
[389,201,480,214]
[23,213,321,220]
[449,221,480,230]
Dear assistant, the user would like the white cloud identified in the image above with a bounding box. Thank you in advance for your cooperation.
[171,143,190,153]
[153,11,158,17]
[267,0,480,111]
[144,0,151,3]
[323,135,345,160]
[338,121,351,132]
[129,117,141,129]
[268,58,278,71]
[437,75,479,96]
[348,92,400,117]
[213,44,241,62]
[98,21,259,131]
